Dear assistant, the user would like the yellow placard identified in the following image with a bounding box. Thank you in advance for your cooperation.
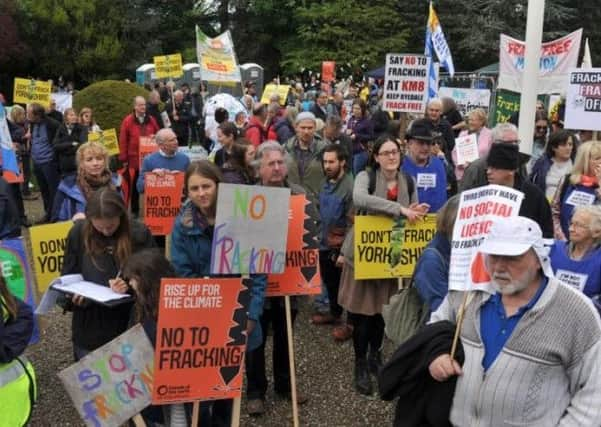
[260,84,290,106]
[88,129,119,156]
[354,214,437,280]
[154,53,183,79]
[13,78,52,108]
[29,221,73,294]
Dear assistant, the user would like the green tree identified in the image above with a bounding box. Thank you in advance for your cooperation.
[280,0,410,76]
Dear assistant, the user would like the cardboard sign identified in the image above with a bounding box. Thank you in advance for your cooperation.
[267,195,321,296]
[354,214,437,280]
[88,129,119,157]
[0,238,39,344]
[154,53,183,79]
[448,185,524,292]
[455,133,479,165]
[498,29,582,94]
[143,172,185,235]
[195,27,242,83]
[13,77,52,107]
[211,184,290,275]
[138,137,159,168]
[565,68,601,131]
[260,84,291,106]
[383,54,430,114]
[58,325,154,427]
[29,221,73,294]
[153,277,249,403]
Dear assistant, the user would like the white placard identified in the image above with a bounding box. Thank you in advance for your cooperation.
[383,54,430,114]
[455,133,479,165]
[556,269,588,291]
[564,68,601,131]
[565,189,596,207]
[416,173,437,189]
[438,87,491,117]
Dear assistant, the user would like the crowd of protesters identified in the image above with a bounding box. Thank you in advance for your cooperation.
[2,73,601,426]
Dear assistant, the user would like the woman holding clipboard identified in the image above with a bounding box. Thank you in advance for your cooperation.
[60,188,155,360]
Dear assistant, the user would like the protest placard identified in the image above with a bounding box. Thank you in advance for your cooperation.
[455,133,479,165]
[178,145,207,162]
[383,54,430,114]
[498,29,582,94]
[139,136,159,168]
[448,185,523,292]
[13,78,52,107]
[88,129,119,157]
[260,84,290,106]
[322,61,336,83]
[267,195,321,297]
[564,68,601,131]
[29,221,73,295]
[492,90,521,125]
[58,324,154,427]
[211,184,290,275]
[0,238,39,343]
[153,277,248,403]
[154,53,184,79]
[196,27,242,83]
[438,87,491,117]
[144,172,185,235]
[0,102,23,183]
[354,214,437,280]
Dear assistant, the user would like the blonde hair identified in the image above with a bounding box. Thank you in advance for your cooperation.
[570,140,601,185]
[79,107,95,125]
[468,108,488,126]
[76,141,109,170]
[9,105,25,124]
[573,205,601,242]
[63,107,78,123]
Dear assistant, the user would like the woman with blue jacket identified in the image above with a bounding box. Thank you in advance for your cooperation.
[170,160,266,426]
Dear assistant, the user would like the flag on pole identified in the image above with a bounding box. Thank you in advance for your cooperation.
[581,38,592,68]
[0,103,19,177]
[425,2,454,99]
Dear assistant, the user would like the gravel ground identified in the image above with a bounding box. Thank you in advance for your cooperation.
[22,195,395,427]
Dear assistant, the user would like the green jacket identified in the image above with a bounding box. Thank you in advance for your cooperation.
[284,135,327,207]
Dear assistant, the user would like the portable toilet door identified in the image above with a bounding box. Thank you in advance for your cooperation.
[240,63,264,98]
[183,63,202,88]
[136,64,156,86]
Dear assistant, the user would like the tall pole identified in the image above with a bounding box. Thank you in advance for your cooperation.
[517,0,545,156]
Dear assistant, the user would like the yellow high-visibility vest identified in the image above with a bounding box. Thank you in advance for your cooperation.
[0,296,37,427]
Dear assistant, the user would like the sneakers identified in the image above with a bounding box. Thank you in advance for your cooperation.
[247,398,265,416]
[332,324,353,342]
[311,312,337,325]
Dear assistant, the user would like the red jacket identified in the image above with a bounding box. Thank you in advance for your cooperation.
[118,113,159,169]
[244,115,266,147]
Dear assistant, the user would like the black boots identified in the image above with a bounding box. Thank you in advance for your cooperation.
[368,351,382,375]
[354,358,373,395]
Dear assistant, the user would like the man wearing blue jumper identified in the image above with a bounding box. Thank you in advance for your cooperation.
[136,128,191,194]
[429,216,601,426]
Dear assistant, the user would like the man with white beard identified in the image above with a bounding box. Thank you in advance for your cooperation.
[429,216,601,426]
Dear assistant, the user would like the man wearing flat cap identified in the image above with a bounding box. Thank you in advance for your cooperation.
[402,118,448,212]
[284,111,327,206]
[429,216,601,426]
[485,141,553,237]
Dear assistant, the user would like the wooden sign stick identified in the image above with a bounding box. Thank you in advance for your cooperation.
[284,295,300,427]
[131,414,147,427]
[191,401,200,426]
[450,292,471,360]
[231,396,241,427]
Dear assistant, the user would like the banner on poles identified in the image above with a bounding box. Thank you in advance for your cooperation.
[383,54,430,114]
[438,87,491,117]
[260,84,290,106]
[88,129,119,157]
[154,53,183,79]
[0,238,39,343]
[58,324,154,427]
[564,68,601,131]
[195,27,242,83]
[29,221,73,294]
[143,172,185,235]
[354,214,437,280]
[498,29,582,94]
[153,277,248,403]
[51,93,72,113]
[448,185,523,292]
[13,78,52,107]
[211,184,290,275]
[267,195,321,297]
[139,137,159,168]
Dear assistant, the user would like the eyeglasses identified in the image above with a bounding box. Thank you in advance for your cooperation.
[536,126,547,131]
[378,149,400,157]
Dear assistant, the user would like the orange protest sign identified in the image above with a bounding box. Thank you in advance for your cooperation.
[138,136,158,168]
[267,195,321,297]
[153,277,249,404]
[143,172,185,235]
[322,61,336,83]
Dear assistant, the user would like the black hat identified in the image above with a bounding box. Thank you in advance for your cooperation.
[244,80,256,88]
[487,143,519,170]
[406,118,434,142]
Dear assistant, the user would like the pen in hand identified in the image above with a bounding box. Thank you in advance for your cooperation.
[109,270,129,294]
